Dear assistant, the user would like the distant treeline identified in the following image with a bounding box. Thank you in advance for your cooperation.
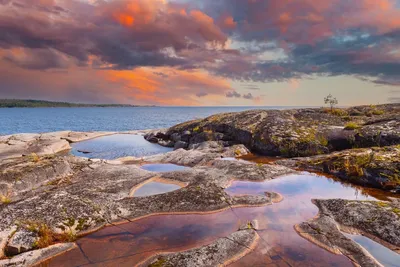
[0,99,155,108]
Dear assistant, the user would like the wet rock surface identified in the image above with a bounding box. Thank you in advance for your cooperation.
[278,145,400,192]
[0,104,399,266]
[0,131,293,264]
[0,243,75,267]
[144,229,258,267]
[296,199,400,267]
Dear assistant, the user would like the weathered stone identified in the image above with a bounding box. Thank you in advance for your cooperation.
[296,199,400,267]
[278,145,400,191]
[174,141,188,150]
[145,104,400,157]
[0,243,75,267]
[144,229,258,267]
[5,230,39,256]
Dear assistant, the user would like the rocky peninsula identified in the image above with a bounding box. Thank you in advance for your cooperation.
[0,103,399,266]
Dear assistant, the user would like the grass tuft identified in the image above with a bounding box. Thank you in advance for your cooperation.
[344,122,360,130]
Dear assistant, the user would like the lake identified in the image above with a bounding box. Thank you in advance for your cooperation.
[0,106,304,135]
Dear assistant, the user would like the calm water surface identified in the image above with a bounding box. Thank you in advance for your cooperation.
[40,172,395,267]
[140,164,189,173]
[0,106,300,135]
[71,134,172,160]
[131,181,183,197]
[344,233,400,267]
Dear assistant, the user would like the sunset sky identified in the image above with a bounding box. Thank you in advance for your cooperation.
[0,0,399,106]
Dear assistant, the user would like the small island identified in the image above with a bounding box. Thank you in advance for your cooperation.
[0,99,155,108]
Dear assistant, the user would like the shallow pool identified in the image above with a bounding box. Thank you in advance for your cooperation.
[140,163,189,172]
[131,180,183,197]
[41,172,393,267]
[71,134,172,160]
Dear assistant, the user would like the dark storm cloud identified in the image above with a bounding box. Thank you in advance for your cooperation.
[0,0,230,70]
[226,91,241,98]
[242,93,253,99]
[0,0,400,87]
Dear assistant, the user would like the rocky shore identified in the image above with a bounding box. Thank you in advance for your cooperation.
[0,103,399,266]
[295,199,400,267]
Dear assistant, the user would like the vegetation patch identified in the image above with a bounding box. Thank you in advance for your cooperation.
[149,257,167,267]
[23,221,76,249]
[0,194,11,205]
[344,122,360,130]
[28,153,40,163]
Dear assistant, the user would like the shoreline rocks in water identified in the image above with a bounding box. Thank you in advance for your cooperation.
[278,145,400,192]
[0,132,292,265]
[143,228,259,267]
[145,103,399,158]
[295,199,400,267]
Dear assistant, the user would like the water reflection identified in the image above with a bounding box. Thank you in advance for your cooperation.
[140,164,189,173]
[39,173,388,267]
[71,134,172,160]
[130,180,183,197]
[344,233,400,267]
[227,174,378,266]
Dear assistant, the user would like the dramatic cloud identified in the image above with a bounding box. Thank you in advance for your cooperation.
[0,0,399,105]
[226,91,241,98]
[243,93,254,99]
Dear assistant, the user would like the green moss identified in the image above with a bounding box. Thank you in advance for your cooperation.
[234,149,243,156]
[324,108,348,117]
[76,218,90,231]
[0,195,11,205]
[149,257,167,267]
[344,122,361,130]
[392,208,400,216]
[376,201,389,208]
[372,109,384,115]
[316,135,328,146]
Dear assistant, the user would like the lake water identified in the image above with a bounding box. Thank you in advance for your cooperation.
[0,106,301,135]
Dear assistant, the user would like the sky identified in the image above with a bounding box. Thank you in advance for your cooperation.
[0,0,399,106]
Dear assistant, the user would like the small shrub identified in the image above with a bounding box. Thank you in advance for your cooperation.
[28,153,40,163]
[392,208,400,216]
[323,108,347,117]
[247,221,252,229]
[331,109,348,117]
[193,126,200,132]
[26,222,76,249]
[316,135,328,146]
[341,115,351,121]
[234,149,242,156]
[372,109,384,115]
[344,122,360,130]
[0,194,11,205]
[149,257,167,267]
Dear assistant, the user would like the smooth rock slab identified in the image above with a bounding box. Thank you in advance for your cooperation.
[144,229,258,267]
[0,243,75,267]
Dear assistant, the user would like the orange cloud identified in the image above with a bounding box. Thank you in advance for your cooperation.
[114,13,135,26]
[103,67,233,105]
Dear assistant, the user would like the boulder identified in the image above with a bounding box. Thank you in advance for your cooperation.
[5,230,39,256]
[174,141,188,150]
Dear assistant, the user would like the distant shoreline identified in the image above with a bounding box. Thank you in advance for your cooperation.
[0,99,156,108]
